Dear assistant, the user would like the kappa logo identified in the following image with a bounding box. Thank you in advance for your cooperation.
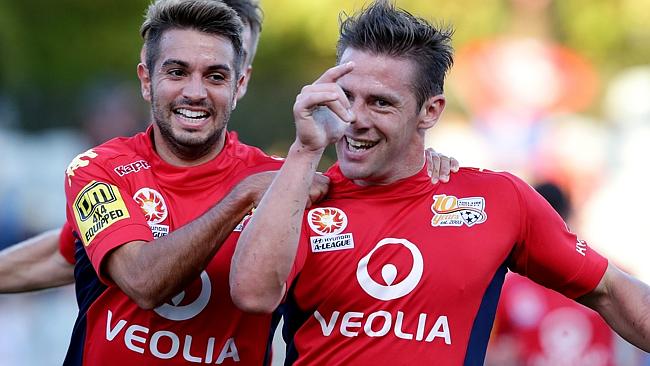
[431,194,487,227]
[356,238,424,301]
[66,149,98,186]
[154,271,211,321]
[114,160,150,177]
[308,207,348,236]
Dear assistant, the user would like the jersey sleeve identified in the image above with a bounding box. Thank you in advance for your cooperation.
[58,221,76,265]
[507,175,607,299]
[64,149,153,284]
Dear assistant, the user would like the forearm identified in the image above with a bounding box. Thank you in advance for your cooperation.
[0,229,73,293]
[231,143,322,313]
[579,263,650,351]
[108,187,255,309]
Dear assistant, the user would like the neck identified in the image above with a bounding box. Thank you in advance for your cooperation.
[352,152,425,187]
[151,127,226,167]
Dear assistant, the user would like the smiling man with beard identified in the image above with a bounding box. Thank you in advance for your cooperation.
[61,1,318,364]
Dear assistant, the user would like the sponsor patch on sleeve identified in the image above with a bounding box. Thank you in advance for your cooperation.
[73,181,130,246]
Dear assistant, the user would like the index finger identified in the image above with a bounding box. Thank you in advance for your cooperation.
[313,61,355,84]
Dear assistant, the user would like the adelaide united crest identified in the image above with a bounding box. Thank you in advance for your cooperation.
[308,207,348,236]
[133,188,169,238]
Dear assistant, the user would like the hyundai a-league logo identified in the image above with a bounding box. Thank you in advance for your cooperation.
[308,207,348,236]
[356,238,424,301]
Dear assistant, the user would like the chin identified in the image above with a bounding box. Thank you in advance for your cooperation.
[338,163,369,181]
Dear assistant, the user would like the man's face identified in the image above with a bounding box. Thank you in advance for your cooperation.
[139,28,242,158]
[335,48,437,185]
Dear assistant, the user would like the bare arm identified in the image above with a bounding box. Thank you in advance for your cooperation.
[0,229,74,293]
[230,62,354,313]
[577,262,650,351]
[105,171,274,309]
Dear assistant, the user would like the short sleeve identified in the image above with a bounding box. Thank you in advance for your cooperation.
[64,149,153,283]
[507,176,607,299]
[58,221,76,265]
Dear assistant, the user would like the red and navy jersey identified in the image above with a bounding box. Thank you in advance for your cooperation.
[282,165,607,366]
[59,221,76,265]
[63,126,282,366]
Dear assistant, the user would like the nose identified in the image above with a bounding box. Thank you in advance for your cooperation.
[349,102,369,130]
[182,74,207,101]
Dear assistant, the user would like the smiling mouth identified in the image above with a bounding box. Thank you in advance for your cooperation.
[346,136,378,152]
[173,108,210,121]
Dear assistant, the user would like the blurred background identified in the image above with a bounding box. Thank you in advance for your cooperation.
[1,0,649,364]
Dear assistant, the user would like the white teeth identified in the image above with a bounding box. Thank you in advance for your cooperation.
[346,136,377,151]
[175,108,209,119]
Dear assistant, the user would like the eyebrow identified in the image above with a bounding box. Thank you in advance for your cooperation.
[341,86,400,105]
[160,59,233,74]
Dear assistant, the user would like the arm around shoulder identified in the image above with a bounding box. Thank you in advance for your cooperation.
[0,229,74,293]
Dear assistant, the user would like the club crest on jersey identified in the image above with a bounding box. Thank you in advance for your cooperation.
[73,181,130,246]
[66,149,98,186]
[308,207,354,253]
[431,194,487,227]
[133,188,169,238]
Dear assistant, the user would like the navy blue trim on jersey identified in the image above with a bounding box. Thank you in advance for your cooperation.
[463,262,508,366]
[263,305,285,366]
[63,233,107,365]
[281,277,311,366]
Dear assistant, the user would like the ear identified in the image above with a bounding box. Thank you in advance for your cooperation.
[417,94,446,130]
[232,68,249,110]
[235,65,253,102]
[137,63,152,102]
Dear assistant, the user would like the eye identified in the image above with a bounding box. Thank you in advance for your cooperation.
[167,69,185,77]
[207,73,226,83]
[374,98,391,108]
[343,91,354,103]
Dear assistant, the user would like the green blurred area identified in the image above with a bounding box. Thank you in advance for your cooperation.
[1,0,649,156]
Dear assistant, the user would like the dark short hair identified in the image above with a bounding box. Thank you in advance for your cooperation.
[140,0,245,78]
[336,0,454,107]
[223,0,263,66]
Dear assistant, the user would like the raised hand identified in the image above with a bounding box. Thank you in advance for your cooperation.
[292,62,355,152]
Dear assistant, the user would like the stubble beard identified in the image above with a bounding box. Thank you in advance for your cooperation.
[151,92,231,161]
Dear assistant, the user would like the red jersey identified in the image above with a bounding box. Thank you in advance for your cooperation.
[64,126,282,366]
[59,221,76,265]
[491,273,615,366]
[282,165,607,366]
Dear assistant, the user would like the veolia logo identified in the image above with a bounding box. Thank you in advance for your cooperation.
[154,271,211,321]
[356,238,423,301]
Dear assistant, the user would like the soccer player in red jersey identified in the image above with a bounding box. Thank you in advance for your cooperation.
[230,1,650,365]
[60,1,308,365]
